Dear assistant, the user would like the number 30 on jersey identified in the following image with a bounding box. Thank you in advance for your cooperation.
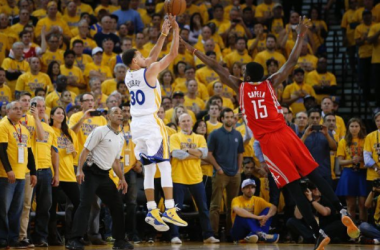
[130,90,145,105]
[252,100,268,119]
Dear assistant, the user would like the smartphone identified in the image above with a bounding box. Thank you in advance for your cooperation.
[311,125,322,131]
[89,110,102,116]
[31,102,37,108]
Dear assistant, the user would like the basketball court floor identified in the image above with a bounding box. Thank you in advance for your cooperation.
[47,243,375,250]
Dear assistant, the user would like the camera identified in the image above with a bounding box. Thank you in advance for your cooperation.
[300,178,316,191]
[373,179,380,188]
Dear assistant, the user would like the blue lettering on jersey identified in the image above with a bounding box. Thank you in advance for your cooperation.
[127,80,141,88]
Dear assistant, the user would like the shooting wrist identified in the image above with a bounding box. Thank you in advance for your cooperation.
[161,32,168,37]
[192,49,197,55]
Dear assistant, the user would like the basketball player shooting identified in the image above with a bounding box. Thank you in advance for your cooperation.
[122,15,187,232]
[182,16,359,250]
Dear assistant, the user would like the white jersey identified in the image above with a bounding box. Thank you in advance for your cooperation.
[124,68,161,117]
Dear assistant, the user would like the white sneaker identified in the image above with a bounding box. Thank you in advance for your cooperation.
[203,236,220,243]
[171,237,182,244]
[374,239,380,245]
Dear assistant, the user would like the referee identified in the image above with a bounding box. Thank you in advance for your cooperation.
[65,107,133,250]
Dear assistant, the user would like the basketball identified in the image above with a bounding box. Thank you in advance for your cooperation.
[164,0,186,16]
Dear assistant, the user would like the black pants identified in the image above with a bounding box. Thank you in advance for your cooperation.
[124,171,138,238]
[68,164,125,240]
[284,169,343,236]
[49,181,80,240]
[287,218,346,243]
[202,175,212,209]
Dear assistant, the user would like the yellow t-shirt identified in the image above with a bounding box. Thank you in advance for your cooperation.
[70,36,97,51]
[208,19,229,32]
[45,90,77,109]
[101,78,118,96]
[15,72,54,96]
[62,15,81,29]
[94,4,119,16]
[0,33,10,66]
[0,84,12,102]
[40,49,64,72]
[0,5,19,16]
[0,120,30,179]
[337,137,365,169]
[247,37,267,58]
[295,54,318,74]
[207,80,236,97]
[355,23,374,58]
[172,52,195,70]
[231,195,272,224]
[368,23,380,63]
[52,126,78,182]
[68,111,107,165]
[183,96,205,111]
[1,58,30,94]
[271,18,285,38]
[83,62,113,84]
[282,82,317,116]
[136,47,150,58]
[254,50,286,75]
[60,65,85,95]
[35,17,72,39]
[305,70,337,104]
[73,54,93,72]
[195,66,219,86]
[137,8,151,27]
[206,121,222,135]
[170,132,206,185]
[33,122,58,170]
[224,50,252,70]
[364,130,380,181]
[10,22,26,36]
[31,9,63,19]
[235,124,255,158]
[353,7,380,23]
[341,9,357,47]
[218,23,246,37]
[64,2,94,16]
[254,2,274,18]
[173,80,210,101]
[102,52,117,67]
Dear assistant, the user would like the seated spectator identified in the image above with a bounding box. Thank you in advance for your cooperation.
[165,91,196,122]
[70,20,98,54]
[40,34,64,72]
[306,57,337,104]
[102,38,117,66]
[162,96,173,112]
[266,3,286,38]
[195,52,220,87]
[94,15,121,53]
[72,39,93,71]
[224,37,252,70]
[0,67,11,102]
[60,50,86,95]
[303,95,318,111]
[63,1,80,29]
[301,109,337,186]
[218,8,252,41]
[173,66,209,101]
[254,34,286,75]
[359,180,380,244]
[254,0,275,24]
[286,179,346,243]
[231,179,278,243]
[295,42,318,76]
[282,68,316,116]
[212,81,234,109]
[101,63,127,96]
[19,29,47,61]
[336,118,368,223]
[83,47,113,84]
[248,23,266,58]
[208,4,228,30]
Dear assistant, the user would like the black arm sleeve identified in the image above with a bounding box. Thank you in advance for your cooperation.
[5,70,22,81]
[0,143,13,173]
[27,148,36,175]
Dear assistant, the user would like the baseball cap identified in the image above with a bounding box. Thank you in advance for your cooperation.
[0,101,8,108]
[172,91,184,98]
[273,3,282,9]
[241,179,256,189]
[92,47,103,56]
[330,96,340,105]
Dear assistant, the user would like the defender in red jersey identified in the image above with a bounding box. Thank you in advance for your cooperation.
[183,16,359,250]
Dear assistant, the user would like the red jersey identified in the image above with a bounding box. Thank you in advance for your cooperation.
[239,79,287,139]
[23,46,37,59]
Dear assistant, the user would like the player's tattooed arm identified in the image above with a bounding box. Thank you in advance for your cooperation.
[270,16,311,88]
[181,38,240,93]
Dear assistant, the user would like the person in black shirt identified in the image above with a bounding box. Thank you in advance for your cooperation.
[94,16,121,53]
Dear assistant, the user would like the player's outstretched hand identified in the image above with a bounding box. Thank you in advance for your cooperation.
[180,37,195,53]
[162,18,172,35]
[168,14,178,30]
[296,16,311,37]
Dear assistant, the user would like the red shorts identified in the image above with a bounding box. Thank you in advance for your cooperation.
[258,126,318,188]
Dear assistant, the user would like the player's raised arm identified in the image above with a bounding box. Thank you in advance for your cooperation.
[182,39,241,93]
[145,18,172,67]
[270,16,311,88]
[145,15,179,84]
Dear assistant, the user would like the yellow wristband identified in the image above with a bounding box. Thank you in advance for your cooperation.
[161,32,168,37]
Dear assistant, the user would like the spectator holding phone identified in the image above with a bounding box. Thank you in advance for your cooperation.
[336,118,368,223]
[359,179,380,244]
[301,109,337,187]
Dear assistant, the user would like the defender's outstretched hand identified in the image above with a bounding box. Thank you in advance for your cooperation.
[180,37,195,53]
[296,16,312,37]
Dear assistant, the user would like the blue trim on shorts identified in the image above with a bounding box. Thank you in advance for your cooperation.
[144,68,156,89]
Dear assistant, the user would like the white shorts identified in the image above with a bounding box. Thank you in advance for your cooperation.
[130,113,170,163]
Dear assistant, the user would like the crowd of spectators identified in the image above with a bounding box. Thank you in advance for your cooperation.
[1,0,380,247]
